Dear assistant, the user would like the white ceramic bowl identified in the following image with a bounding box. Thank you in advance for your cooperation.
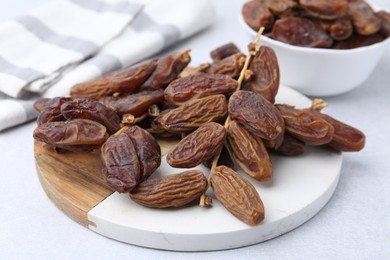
[239,16,390,96]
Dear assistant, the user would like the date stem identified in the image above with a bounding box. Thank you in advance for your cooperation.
[200,27,265,207]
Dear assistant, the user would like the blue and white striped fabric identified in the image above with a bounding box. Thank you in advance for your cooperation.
[0,0,215,131]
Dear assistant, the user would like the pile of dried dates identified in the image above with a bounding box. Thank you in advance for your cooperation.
[33,33,365,226]
[242,0,390,49]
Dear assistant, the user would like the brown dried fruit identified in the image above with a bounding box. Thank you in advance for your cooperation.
[242,46,280,103]
[153,94,228,133]
[242,0,274,32]
[229,90,285,148]
[210,166,265,225]
[164,74,237,106]
[37,97,72,125]
[208,52,246,79]
[300,0,348,20]
[70,59,157,99]
[130,170,208,208]
[304,108,365,151]
[210,42,241,61]
[328,17,353,41]
[140,50,191,91]
[333,33,384,49]
[99,89,164,117]
[167,122,226,168]
[33,119,108,146]
[348,0,381,36]
[60,98,121,134]
[101,131,140,193]
[276,104,334,145]
[227,120,273,182]
[263,0,297,16]
[271,17,333,48]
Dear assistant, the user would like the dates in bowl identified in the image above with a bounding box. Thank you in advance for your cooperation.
[240,0,390,96]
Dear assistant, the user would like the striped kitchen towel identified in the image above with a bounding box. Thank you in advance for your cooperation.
[0,0,215,131]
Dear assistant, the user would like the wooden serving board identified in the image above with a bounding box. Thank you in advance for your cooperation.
[34,139,176,227]
[33,86,343,251]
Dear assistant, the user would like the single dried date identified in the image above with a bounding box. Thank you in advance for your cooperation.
[60,98,121,134]
[70,59,157,99]
[99,89,164,117]
[167,122,226,168]
[33,119,108,146]
[229,90,285,148]
[274,133,305,156]
[153,94,228,133]
[208,52,246,79]
[276,104,334,145]
[227,120,273,182]
[271,17,333,48]
[263,0,297,16]
[242,0,274,32]
[377,11,390,37]
[130,170,208,208]
[164,74,237,106]
[242,46,280,103]
[299,0,348,20]
[210,166,265,225]
[348,0,381,36]
[140,50,191,91]
[36,97,72,125]
[101,131,140,193]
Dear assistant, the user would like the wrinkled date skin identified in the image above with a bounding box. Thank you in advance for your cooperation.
[33,119,108,146]
[271,17,333,48]
[210,166,265,225]
[276,104,334,145]
[274,133,305,156]
[242,46,280,103]
[60,98,120,134]
[124,126,161,180]
[140,50,191,91]
[304,109,365,151]
[167,122,226,168]
[229,90,285,148]
[208,52,246,79]
[99,89,164,117]
[242,0,274,31]
[210,42,241,61]
[101,131,140,193]
[300,0,348,20]
[227,120,273,182]
[36,97,72,125]
[164,74,237,106]
[348,0,381,36]
[70,59,157,99]
[153,94,228,133]
[130,170,208,208]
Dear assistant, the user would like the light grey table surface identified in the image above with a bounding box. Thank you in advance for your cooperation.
[0,0,389,259]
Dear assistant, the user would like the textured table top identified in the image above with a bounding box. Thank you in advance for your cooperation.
[0,0,389,259]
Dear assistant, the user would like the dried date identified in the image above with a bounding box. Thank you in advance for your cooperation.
[274,133,305,156]
[167,122,226,168]
[242,46,280,103]
[208,52,246,79]
[60,98,120,134]
[348,0,381,36]
[333,33,384,49]
[229,90,285,148]
[227,120,273,182]
[33,119,108,146]
[130,170,208,208]
[210,166,265,225]
[376,11,390,37]
[271,17,333,48]
[153,94,228,133]
[263,0,297,16]
[242,0,274,32]
[70,59,157,99]
[101,131,140,193]
[210,42,241,61]
[300,0,348,20]
[99,89,164,117]
[140,50,191,91]
[36,97,72,125]
[164,74,237,106]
